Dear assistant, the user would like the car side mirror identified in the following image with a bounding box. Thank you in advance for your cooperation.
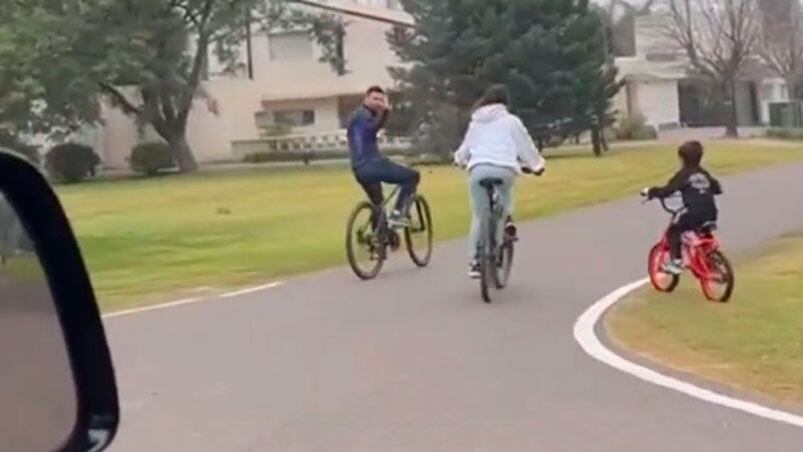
[0,151,119,451]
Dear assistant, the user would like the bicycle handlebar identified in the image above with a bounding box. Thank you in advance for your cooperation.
[641,191,683,214]
[521,166,545,176]
[454,163,544,176]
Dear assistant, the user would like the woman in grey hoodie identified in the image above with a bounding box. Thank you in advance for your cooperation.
[454,84,545,278]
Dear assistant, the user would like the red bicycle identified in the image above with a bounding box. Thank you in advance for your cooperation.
[644,194,735,302]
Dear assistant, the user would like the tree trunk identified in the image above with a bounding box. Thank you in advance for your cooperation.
[725,79,739,138]
[591,127,603,157]
[167,134,199,173]
[787,77,802,126]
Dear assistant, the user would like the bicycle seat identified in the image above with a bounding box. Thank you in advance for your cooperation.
[479,178,505,189]
[697,221,717,235]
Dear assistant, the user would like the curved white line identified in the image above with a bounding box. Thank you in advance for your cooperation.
[573,278,803,429]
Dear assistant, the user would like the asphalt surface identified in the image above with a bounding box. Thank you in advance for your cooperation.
[107,162,803,452]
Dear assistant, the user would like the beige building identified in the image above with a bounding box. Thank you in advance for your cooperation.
[92,0,412,168]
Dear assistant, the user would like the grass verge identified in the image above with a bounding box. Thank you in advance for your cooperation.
[608,231,803,407]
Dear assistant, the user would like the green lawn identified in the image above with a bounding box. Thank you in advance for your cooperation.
[608,232,803,407]
[56,142,803,311]
[0,255,45,283]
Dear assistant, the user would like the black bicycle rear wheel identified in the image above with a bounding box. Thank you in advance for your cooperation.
[480,213,499,303]
[495,240,514,289]
[480,247,493,303]
[346,201,385,280]
[701,250,735,302]
[405,194,433,267]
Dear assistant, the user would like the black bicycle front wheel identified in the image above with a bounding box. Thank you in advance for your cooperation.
[405,194,433,267]
[346,201,385,280]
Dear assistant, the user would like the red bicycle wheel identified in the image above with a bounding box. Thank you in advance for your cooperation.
[648,243,679,293]
[700,250,734,302]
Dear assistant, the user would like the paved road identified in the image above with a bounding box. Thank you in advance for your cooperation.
[107,163,803,451]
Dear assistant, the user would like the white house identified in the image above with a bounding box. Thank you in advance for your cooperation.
[613,12,791,131]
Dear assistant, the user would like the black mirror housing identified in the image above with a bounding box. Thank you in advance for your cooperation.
[0,151,119,451]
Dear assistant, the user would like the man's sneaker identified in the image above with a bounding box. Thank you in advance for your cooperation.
[388,210,409,228]
[468,261,481,279]
[662,259,683,275]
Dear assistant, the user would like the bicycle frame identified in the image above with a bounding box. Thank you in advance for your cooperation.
[653,195,720,281]
[655,227,720,281]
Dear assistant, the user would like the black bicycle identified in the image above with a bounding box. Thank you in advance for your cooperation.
[346,185,433,280]
[476,167,542,303]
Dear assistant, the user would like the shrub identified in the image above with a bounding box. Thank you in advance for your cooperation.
[45,143,100,183]
[0,132,40,165]
[244,151,313,164]
[766,128,803,140]
[407,153,450,167]
[129,142,174,176]
[243,148,415,165]
[614,114,658,141]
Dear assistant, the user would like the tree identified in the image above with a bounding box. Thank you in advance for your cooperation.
[0,3,100,161]
[663,0,760,137]
[388,0,622,156]
[756,0,803,105]
[601,0,657,56]
[5,0,347,173]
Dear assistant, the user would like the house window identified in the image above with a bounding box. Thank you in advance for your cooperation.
[274,109,316,127]
[268,31,313,60]
[761,84,774,100]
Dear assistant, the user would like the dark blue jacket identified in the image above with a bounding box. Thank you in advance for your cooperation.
[347,106,388,169]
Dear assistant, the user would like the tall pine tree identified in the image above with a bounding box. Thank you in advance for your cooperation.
[388,0,622,156]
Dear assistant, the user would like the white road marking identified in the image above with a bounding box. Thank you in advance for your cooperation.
[103,281,284,319]
[220,281,284,298]
[573,278,803,429]
[104,297,204,319]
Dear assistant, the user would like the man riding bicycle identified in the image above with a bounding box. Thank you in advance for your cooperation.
[348,86,420,227]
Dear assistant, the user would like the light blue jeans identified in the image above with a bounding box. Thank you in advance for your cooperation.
[468,164,516,260]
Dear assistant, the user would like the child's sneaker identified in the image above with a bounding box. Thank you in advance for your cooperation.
[468,260,481,279]
[662,259,683,275]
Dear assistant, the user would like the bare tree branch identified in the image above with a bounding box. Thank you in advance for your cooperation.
[662,0,760,136]
[757,1,803,98]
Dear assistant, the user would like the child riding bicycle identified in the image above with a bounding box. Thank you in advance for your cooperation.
[642,140,723,275]
[454,84,545,278]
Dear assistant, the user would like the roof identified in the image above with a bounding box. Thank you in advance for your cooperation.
[260,85,364,103]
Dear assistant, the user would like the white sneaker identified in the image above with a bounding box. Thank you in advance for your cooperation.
[468,261,481,279]
[662,259,683,275]
[387,210,409,228]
